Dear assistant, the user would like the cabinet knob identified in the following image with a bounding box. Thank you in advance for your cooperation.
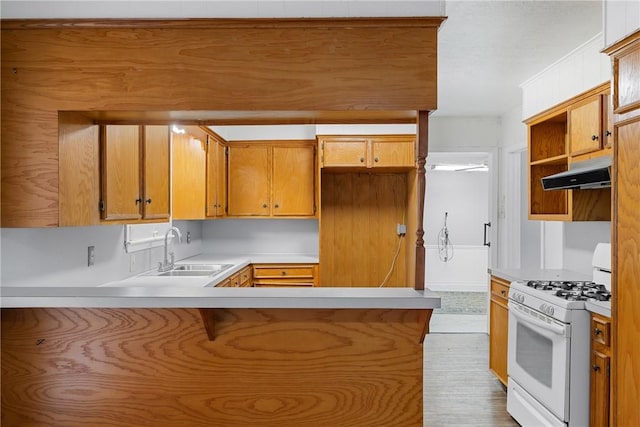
[500,290,506,296]
[262,203,268,208]
[592,364,601,372]
[135,198,142,204]
[360,157,365,163]
[281,271,286,276]
[606,130,612,137]
[594,328,602,335]
[275,204,279,208]
[145,198,152,204]
[374,157,379,163]
[591,135,599,141]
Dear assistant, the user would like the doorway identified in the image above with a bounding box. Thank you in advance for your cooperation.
[424,152,491,333]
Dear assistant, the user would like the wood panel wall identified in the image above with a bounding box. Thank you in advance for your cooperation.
[320,173,409,287]
[1,307,427,427]
[0,18,442,227]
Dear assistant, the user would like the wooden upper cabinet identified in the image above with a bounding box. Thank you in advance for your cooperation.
[228,145,271,216]
[569,95,603,156]
[227,141,317,218]
[100,125,142,221]
[142,125,170,220]
[172,127,207,220]
[319,135,415,171]
[206,136,227,218]
[272,146,316,216]
[603,94,614,149]
[371,138,415,168]
[321,138,368,167]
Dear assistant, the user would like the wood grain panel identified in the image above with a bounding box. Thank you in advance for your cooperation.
[530,119,567,162]
[611,31,640,114]
[205,136,227,217]
[171,128,206,220]
[320,173,408,287]
[1,18,441,227]
[58,112,100,226]
[529,163,568,218]
[571,188,612,221]
[1,307,426,427]
[142,125,170,219]
[372,138,415,168]
[613,117,640,427]
[489,276,510,386]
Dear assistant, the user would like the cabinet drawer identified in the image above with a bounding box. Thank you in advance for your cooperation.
[253,264,316,279]
[239,266,252,287]
[253,281,314,287]
[591,314,611,347]
[490,276,510,303]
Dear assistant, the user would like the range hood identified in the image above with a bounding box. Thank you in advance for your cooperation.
[542,155,612,190]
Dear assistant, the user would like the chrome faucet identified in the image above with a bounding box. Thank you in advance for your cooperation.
[158,226,183,272]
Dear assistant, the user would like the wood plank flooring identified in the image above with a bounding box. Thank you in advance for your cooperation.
[423,333,520,427]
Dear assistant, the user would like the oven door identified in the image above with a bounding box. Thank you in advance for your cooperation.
[508,300,571,422]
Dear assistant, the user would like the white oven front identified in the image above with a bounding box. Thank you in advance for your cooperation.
[507,300,571,423]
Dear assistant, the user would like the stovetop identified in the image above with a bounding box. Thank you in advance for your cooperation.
[509,279,611,323]
[525,280,611,302]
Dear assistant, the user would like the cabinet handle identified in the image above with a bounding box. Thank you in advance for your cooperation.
[606,130,612,137]
[592,364,601,372]
[145,198,152,204]
[360,157,365,163]
[374,157,379,163]
[500,290,506,296]
[275,204,279,208]
[594,327,602,335]
[262,203,268,208]
[135,198,142,204]
[281,271,287,276]
[591,135,599,141]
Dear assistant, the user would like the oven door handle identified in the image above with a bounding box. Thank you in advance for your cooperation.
[510,306,567,336]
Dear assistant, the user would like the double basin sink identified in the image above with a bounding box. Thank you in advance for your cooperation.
[146,263,234,278]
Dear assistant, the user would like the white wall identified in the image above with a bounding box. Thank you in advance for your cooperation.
[0,221,202,286]
[521,33,611,120]
[564,222,611,274]
[201,219,319,255]
[604,0,640,48]
[424,169,490,292]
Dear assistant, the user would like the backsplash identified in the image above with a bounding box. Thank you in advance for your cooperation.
[0,221,202,287]
[202,219,319,255]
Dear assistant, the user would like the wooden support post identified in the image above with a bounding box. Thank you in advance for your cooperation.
[415,111,429,290]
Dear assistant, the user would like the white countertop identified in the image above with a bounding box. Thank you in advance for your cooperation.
[585,300,612,318]
[0,287,440,309]
[1,252,439,309]
[489,268,591,283]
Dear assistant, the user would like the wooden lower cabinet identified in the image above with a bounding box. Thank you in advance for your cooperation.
[253,264,318,287]
[217,265,252,288]
[489,275,510,386]
[590,313,612,427]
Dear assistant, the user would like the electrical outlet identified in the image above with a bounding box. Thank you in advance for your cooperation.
[186,231,191,244]
[397,224,407,236]
[88,246,95,266]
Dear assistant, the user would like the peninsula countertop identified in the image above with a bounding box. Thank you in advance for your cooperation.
[0,287,440,309]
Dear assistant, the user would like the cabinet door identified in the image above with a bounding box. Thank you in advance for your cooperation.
[101,125,141,220]
[590,350,611,427]
[172,131,206,219]
[489,278,510,386]
[228,145,270,216]
[272,146,315,216]
[142,125,170,219]
[603,94,614,149]
[371,139,415,168]
[206,138,227,217]
[321,138,368,167]
[569,96,602,155]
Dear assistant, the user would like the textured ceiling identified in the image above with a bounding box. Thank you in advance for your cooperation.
[436,0,603,116]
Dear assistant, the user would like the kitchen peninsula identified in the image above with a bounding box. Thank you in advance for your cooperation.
[1,16,445,426]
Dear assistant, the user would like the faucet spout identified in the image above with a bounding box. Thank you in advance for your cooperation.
[159,226,182,272]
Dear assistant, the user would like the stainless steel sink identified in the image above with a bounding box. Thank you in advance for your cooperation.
[174,264,232,272]
[145,263,233,277]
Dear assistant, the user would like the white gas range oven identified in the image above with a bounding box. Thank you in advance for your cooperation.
[506,243,611,427]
